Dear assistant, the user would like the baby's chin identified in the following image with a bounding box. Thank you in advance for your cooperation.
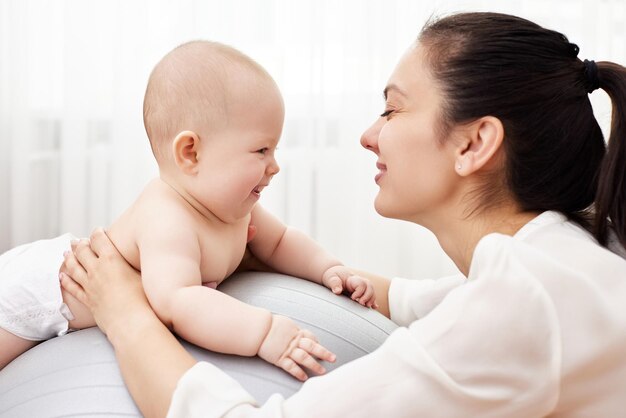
[211,206,253,224]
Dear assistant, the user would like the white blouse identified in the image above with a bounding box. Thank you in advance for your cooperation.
[168,211,626,417]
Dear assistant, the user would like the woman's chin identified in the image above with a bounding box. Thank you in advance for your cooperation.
[373,196,396,219]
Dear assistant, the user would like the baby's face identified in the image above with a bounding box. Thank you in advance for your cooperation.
[193,82,285,223]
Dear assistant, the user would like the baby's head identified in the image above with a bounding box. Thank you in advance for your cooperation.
[143,41,282,164]
[144,41,284,221]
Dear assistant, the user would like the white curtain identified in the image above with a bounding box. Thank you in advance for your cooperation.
[0,0,623,279]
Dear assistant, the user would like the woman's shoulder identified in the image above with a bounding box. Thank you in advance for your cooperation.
[471,211,626,286]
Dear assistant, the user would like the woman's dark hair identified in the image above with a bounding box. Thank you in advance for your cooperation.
[419,12,626,249]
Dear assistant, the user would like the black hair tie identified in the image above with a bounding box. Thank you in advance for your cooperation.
[584,59,600,93]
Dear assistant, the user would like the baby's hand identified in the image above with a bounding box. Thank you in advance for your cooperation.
[257,314,336,381]
[322,266,378,308]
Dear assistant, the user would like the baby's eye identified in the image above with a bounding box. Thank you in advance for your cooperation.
[256,148,268,155]
[380,109,393,118]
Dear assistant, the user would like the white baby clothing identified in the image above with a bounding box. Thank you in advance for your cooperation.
[167,211,626,417]
[0,234,75,341]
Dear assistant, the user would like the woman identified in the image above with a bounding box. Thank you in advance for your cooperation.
[60,12,626,417]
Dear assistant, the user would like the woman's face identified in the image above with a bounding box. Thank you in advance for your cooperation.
[360,43,459,224]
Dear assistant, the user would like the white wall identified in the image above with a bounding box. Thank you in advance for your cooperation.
[0,0,624,279]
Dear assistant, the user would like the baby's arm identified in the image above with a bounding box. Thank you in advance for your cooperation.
[248,205,377,307]
[137,219,334,380]
[138,224,270,356]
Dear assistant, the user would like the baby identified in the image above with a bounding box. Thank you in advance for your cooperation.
[0,41,377,380]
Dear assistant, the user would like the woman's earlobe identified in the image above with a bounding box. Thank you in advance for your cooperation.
[172,130,200,174]
[457,116,504,174]
[455,155,473,176]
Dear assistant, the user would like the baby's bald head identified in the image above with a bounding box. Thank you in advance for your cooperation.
[143,41,276,164]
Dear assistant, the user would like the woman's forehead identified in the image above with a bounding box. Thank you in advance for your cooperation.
[386,45,436,101]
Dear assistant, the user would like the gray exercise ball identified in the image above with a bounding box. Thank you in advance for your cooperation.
[0,272,397,417]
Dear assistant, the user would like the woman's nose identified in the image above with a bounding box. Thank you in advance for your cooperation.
[360,119,381,153]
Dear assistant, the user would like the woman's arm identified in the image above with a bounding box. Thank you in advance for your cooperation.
[60,230,197,418]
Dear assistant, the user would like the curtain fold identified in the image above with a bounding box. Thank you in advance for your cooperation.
[0,0,623,279]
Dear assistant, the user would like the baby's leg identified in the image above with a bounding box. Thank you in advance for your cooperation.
[0,327,38,369]
[0,234,94,367]
[0,287,95,370]
[0,286,94,370]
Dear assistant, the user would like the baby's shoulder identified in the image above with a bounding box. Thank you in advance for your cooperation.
[136,180,191,214]
[122,183,196,236]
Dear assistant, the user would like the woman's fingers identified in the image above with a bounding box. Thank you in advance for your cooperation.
[61,250,89,286]
[59,272,88,306]
[74,238,99,272]
[59,250,91,306]
[89,228,117,258]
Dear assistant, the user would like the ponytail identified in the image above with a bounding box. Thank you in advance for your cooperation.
[594,62,626,249]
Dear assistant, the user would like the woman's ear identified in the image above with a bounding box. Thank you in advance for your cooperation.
[455,116,504,176]
[172,130,200,174]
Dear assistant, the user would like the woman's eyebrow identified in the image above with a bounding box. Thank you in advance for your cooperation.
[383,84,408,100]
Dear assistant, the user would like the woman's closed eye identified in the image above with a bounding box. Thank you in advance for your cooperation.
[380,109,394,118]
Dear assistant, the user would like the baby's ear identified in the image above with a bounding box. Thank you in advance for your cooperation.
[172,130,200,174]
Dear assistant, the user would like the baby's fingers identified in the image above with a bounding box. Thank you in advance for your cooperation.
[299,336,336,363]
[325,275,343,295]
[351,283,366,303]
[290,348,326,375]
[359,285,376,308]
[277,357,308,382]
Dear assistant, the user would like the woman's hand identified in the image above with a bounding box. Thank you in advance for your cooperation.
[60,228,196,418]
[59,228,149,337]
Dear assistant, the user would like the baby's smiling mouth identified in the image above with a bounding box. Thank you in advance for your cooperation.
[252,185,267,196]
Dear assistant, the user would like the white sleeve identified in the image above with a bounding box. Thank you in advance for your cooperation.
[169,237,561,417]
[167,362,266,418]
[388,274,465,326]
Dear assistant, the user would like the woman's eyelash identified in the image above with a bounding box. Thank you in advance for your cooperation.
[380,110,393,117]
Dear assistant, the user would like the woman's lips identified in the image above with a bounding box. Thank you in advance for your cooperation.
[375,162,387,183]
